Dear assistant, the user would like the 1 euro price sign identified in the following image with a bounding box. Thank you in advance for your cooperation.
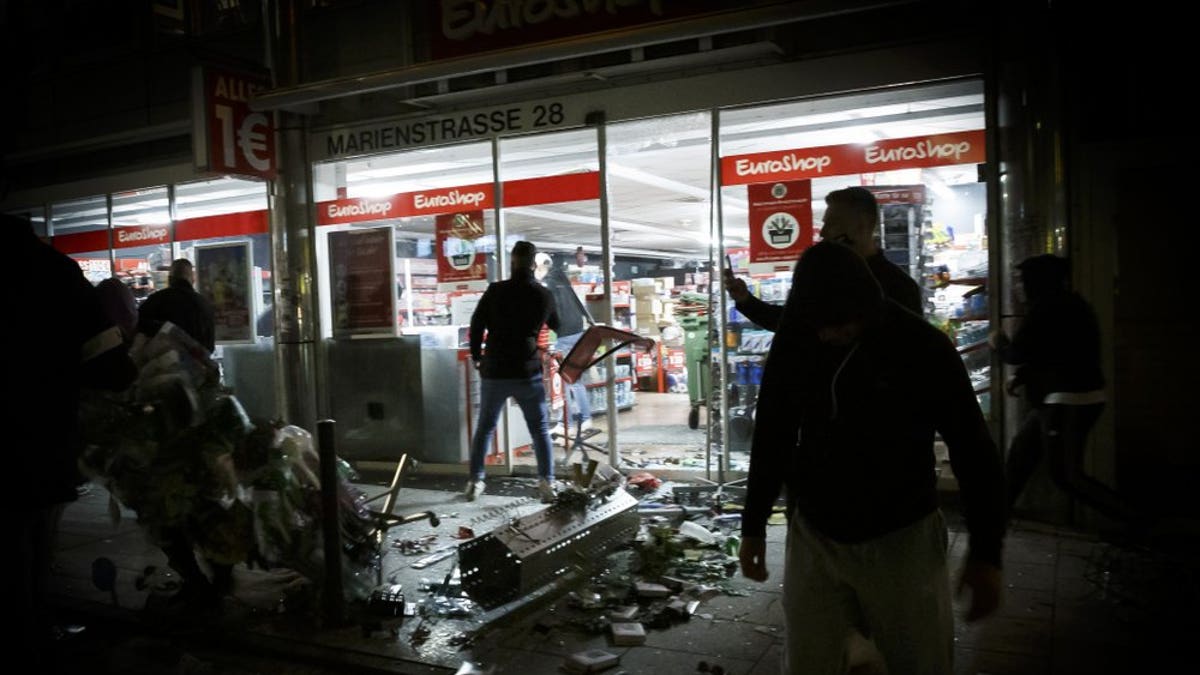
[195,68,276,180]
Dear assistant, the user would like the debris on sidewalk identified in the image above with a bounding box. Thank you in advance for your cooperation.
[563,648,621,673]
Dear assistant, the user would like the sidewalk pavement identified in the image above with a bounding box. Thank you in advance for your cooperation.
[46,476,1199,674]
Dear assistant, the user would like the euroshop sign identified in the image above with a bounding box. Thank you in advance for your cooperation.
[113,224,171,249]
[316,173,599,225]
[193,67,277,180]
[721,130,986,185]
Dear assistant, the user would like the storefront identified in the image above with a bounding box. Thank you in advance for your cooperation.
[3,6,1002,489]
[302,42,995,483]
[7,177,279,421]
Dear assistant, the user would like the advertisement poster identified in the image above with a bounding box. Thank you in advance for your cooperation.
[194,242,254,344]
[328,227,396,337]
[747,180,813,264]
[436,210,487,283]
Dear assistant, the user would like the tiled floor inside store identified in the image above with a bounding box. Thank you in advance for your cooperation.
[46,466,1200,674]
[511,391,753,473]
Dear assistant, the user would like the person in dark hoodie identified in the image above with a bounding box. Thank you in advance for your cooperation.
[467,241,561,503]
[739,241,1005,674]
[723,186,924,331]
[991,254,1124,521]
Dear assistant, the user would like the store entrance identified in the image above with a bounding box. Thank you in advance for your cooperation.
[499,114,718,476]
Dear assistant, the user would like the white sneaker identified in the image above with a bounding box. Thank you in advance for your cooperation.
[464,479,485,501]
[537,478,557,503]
[578,418,594,432]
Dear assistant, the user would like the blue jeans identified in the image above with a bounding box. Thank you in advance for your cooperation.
[554,331,592,424]
[469,374,554,481]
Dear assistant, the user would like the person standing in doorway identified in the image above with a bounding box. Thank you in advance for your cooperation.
[535,252,594,439]
[467,241,561,503]
[724,186,924,331]
[137,258,216,353]
[739,241,1005,674]
[135,257,229,607]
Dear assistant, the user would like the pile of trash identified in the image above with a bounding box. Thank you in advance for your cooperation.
[79,322,383,601]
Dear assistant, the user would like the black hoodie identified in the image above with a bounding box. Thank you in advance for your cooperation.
[741,242,1005,566]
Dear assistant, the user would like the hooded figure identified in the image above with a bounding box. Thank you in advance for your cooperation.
[740,241,1005,674]
[996,254,1104,406]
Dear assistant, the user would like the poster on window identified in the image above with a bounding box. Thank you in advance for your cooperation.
[194,241,254,344]
[747,180,813,264]
[436,210,487,284]
[328,227,397,337]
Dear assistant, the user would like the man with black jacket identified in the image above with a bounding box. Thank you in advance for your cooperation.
[137,258,215,353]
[738,241,1005,674]
[724,186,923,330]
[467,241,560,503]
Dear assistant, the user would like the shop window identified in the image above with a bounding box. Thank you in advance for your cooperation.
[718,79,992,448]
[51,195,110,285]
[174,177,271,342]
[111,186,172,304]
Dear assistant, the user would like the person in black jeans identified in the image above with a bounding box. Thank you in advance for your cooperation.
[992,254,1130,523]
[724,186,924,331]
[467,241,561,503]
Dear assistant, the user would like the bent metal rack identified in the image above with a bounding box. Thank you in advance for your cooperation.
[459,325,654,609]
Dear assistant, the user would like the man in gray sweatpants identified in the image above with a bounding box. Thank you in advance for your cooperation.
[739,241,1006,674]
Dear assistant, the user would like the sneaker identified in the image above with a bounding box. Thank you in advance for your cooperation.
[464,479,485,501]
[578,418,593,432]
[537,478,557,503]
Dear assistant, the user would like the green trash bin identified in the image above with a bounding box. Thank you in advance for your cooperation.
[682,314,709,429]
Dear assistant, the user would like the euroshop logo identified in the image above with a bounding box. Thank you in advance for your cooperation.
[327,200,394,219]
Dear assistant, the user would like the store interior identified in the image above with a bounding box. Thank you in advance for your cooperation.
[17,78,991,481]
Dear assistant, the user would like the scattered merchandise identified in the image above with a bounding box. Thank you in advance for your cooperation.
[564,649,621,673]
[610,621,646,646]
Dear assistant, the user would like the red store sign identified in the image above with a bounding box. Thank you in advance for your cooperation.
[194,68,276,180]
[746,180,813,264]
[316,172,600,226]
[721,130,986,186]
[113,224,171,249]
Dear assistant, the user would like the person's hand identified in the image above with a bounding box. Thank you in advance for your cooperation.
[957,559,1002,622]
[723,267,750,303]
[472,359,481,371]
[739,535,769,582]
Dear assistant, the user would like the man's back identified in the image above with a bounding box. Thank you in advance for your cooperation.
[138,281,215,352]
[470,273,558,379]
